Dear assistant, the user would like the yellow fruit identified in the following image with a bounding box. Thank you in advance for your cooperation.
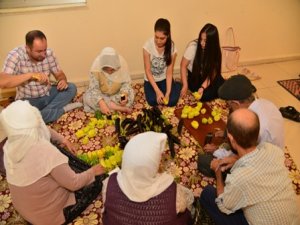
[82,137,89,145]
[163,98,169,105]
[87,151,93,160]
[90,118,98,126]
[191,120,199,129]
[97,149,105,158]
[181,113,188,119]
[200,108,207,114]
[193,92,202,100]
[202,118,208,124]
[214,115,221,121]
[211,110,217,117]
[193,110,200,117]
[88,129,96,138]
[182,106,192,114]
[188,111,195,119]
[31,74,41,81]
[75,129,85,139]
[208,117,213,124]
[197,102,203,108]
[83,127,90,133]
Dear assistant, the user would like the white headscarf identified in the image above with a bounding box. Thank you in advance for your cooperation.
[90,47,131,83]
[117,131,174,202]
[0,100,68,186]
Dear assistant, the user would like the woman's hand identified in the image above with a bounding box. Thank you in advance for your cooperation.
[156,90,165,105]
[61,139,77,154]
[180,84,188,97]
[197,86,204,95]
[92,164,106,176]
[163,93,170,105]
[99,99,111,115]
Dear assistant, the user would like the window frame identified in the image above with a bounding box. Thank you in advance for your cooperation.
[0,0,86,13]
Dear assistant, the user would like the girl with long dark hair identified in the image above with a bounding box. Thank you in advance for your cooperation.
[143,18,181,106]
[180,23,224,101]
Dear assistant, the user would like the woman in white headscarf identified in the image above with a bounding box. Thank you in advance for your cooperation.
[83,47,135,115]
[0,100,105,225]
[102,131,194,225]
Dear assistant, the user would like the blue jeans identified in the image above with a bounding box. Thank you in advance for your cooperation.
[200,185,249,225]
[144,79,182,107]
[25,83,77,123]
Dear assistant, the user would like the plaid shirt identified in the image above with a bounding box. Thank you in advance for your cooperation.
[2,46,60,99]
[216,142,299,225]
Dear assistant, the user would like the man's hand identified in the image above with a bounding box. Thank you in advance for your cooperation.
[53,70,68,90]
[203,143,218,153]
[219,155,238,172]
[210,158,221,172]
[56,79,68,90]
[31,73,49,84]
[215,130,225,138]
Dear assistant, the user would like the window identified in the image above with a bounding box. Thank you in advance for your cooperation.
[0,0,86,10]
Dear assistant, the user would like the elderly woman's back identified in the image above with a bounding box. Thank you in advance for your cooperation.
[102,132,194,225]
[0,100,105,225]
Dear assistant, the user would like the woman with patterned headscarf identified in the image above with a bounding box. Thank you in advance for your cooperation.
[83,47,135,115]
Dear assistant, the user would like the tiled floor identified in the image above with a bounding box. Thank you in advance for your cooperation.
[225,59,300,208]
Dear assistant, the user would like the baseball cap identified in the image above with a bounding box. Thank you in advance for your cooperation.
[218,74,257,100]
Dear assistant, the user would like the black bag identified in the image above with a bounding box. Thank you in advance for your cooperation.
[0,138,7,176]
[55,145,107,225]
[197,154,215,178]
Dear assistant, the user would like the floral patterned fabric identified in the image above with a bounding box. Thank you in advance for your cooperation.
[0,83,299,225]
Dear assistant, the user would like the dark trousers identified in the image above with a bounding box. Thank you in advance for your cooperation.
[144,79,182,107]
[200,185,249,225]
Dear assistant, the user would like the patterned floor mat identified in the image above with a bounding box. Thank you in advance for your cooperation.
[0,83,299,225]
[277,78,300,100]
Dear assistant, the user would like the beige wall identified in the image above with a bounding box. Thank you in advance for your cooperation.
[0,0,300,83]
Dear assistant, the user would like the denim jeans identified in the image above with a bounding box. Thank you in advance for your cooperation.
[144,79,182,107]
[25,83,77,123]
[200,185,249,225]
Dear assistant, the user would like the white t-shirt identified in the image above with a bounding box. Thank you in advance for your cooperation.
[183,41,198,72]
[249,99,285,149]
[143,37,177,82]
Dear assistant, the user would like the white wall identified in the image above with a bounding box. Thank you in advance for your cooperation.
[0,0,300,84]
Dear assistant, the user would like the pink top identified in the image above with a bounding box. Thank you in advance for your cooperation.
[9,163,95,225]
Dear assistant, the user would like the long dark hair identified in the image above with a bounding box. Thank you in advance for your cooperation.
[154,18,173,66]
[191,23,221,86]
